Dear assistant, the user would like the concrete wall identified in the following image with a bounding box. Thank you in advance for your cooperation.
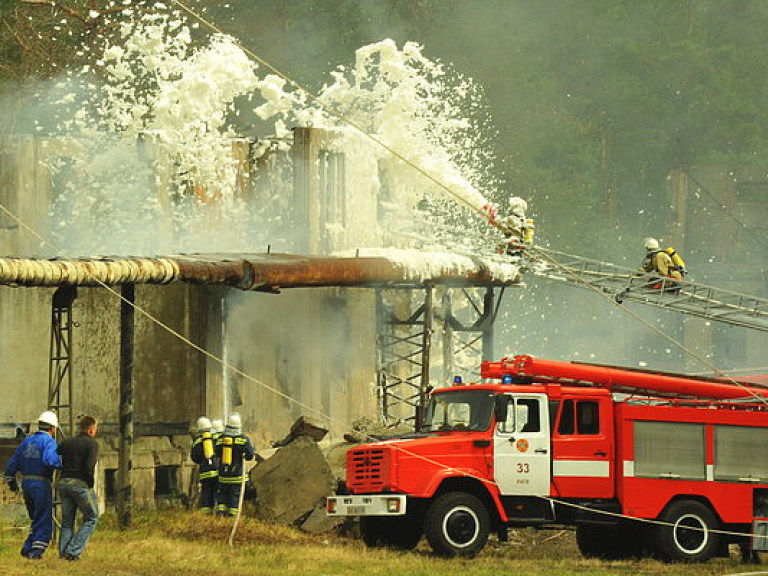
[0,282,206,509]
[211,287,377,447]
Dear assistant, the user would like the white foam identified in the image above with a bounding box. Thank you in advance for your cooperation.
[42,3,507,259]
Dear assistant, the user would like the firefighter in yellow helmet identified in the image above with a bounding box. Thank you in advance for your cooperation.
[215,413,254,516]
[190,416,218,513]
[640,238,682,292]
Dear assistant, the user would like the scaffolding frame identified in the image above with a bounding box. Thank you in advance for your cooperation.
[47,286,77,437]
[375,284,502,428]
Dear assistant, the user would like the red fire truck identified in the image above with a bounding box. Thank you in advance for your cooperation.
[326,355,768,561]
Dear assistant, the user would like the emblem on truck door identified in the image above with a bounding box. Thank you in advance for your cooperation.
[516,439,529,452]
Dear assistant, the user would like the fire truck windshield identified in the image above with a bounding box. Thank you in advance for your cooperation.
[421,389,496,432]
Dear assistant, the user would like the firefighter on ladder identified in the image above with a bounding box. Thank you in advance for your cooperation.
[495,196,535,256]
[215,413,254,517]
[639,237,683,293]
[190,416,219,514]
[3,411,62,560]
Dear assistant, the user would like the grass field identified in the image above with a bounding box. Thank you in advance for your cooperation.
[1,509,766,576]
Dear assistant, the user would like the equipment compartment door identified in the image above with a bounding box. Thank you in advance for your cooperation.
[493,393,551,495]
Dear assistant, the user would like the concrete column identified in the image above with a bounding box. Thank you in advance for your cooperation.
[117,284,135,529]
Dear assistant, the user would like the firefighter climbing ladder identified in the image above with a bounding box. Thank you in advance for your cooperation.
[529,246,768,333]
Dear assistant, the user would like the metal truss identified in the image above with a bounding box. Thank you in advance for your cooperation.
[48,286,77,437]
[375,284,503,427]
[533,248,768,332]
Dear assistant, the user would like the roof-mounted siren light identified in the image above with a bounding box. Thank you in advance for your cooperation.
[502,374,513,384]
[453,376,463,386]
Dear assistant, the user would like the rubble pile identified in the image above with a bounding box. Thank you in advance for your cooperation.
[247,416,412,533]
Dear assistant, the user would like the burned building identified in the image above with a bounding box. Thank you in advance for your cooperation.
[0,127,522,509]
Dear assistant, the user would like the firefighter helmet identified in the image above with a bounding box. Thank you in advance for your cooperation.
[196,416,212,433]
[38,410,59,429]
[508,196,528,216]
[644,237,660,250]
[211,418,224,434]
[226,412,242,430]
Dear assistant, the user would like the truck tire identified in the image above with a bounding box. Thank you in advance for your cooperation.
[424,492,490,557]
[653,500,720,562]
[360,516,422,550]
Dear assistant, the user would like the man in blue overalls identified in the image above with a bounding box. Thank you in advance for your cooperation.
[4,410,62,560]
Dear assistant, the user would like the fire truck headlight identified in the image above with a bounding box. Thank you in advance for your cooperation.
[386,497,401,513]
[326,498,336,514]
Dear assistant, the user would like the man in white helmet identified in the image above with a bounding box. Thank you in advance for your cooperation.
[4,410,62,559]
[640,237,682,292]
[190,416,219,513]
[215,413,254,516]
[497,196,534,256]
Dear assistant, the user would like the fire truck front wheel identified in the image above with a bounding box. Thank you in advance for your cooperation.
[654,500,721,563]
[424,492,490,557]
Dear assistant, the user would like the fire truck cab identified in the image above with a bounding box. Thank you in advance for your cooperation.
[326,355,768,562]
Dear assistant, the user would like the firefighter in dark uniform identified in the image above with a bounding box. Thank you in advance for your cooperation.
[4,411,62,560]
[211,418,224,440]
[190,416,219,514]
[215,413,254,516]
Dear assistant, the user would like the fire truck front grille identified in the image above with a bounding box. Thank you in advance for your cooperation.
[348,447,389,492]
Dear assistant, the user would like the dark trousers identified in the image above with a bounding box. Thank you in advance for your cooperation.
[199,477,218,513]
[216,479,242,516]
[21,479,53,556]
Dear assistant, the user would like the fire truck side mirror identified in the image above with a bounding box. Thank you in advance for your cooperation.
[494,395,508,425]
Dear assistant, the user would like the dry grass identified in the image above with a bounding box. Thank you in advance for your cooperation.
[0,509,766,576]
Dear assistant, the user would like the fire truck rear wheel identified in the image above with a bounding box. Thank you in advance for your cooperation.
[654,500,721,562]
[424,492,490,557]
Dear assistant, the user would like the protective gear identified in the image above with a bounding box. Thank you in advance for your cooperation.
[215,428,255,517]
[4,429,61,557]
[38,411,58,429]
[211,419,224,435]
[664,247,687,276]
[226,413,242,430]
[221,436,233,466]
[644,237,660,251]
[523,219,535,245]
[508,196,528,216]
[640,245,683,293]
[196,417,212,433]
[202,432,215,460]
[190,429,219,513]
[6,477,18,492]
